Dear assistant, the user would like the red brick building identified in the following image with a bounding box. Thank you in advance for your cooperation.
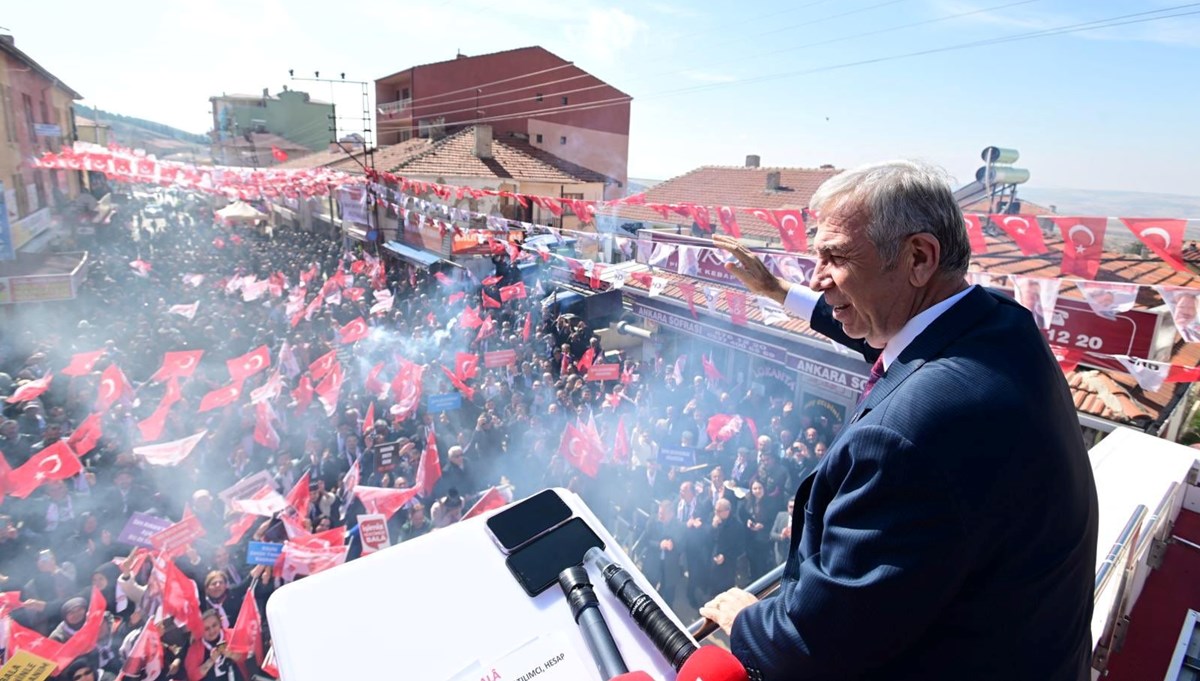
[375,47,630,199]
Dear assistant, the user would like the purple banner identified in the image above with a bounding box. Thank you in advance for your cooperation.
[117,512,173,548]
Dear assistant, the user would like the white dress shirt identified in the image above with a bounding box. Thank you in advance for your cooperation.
[784,285,976,371]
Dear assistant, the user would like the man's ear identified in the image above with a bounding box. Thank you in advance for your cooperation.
[905,233,942,287]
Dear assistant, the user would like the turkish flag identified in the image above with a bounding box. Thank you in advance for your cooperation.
[441,365,475,401]
[338,317,369,344]
[67,412,103,456]
[990,214,1048,255]
[62,349,105,377]
[717,206,742,238]
[361,402,376,436]
[455,352,479,381]
[315,362,345,416]
[228,345,271,382]
[677,280,699,319]
[342,287,365,302]
[133,430,207,466]
[292,375,315,414]
[612,416,631,464]
[481,274,502,287]
[227,588,264,662]
[482,291,502,309]
[7,620,66,671]
[365,362,387,398]
[120,620,164,681]
[707,413,744,443]
[271,145,288,162]
[162,558,205,640]
[578,347,596,373]
[463,486,509,520]
[750,209,806,252]
[1051,345,1087,373]
[58,587,107,669]
[1123,218,1189,271]
[5,373,53,404]
[284,469,309,517]
[702,354,725,382]
[1053,216,1107,279]
[225,513,257,546]
[138,379,181,442]
[476,316,497,342]
[499,282,527,301]
[309,349,338,381]
[390,361,424,421]
[7,441,83,499]
[96,363,131,412]
[686,204,712,232]
[355,485,420,520]
[558,423,602,478]
[151,349,204,382]
[725,291,749,326]
[523,313,532,342]
[415,431,442,497]
[199,380,244,413]
[960,214,988,254]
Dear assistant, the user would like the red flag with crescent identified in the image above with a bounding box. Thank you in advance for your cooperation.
[1052,217,1107,279]
[338,317,369,345]
[990,214,1048,255]
[6,441,83,499]
[1123,218,1188,272]
[717,206,742,238]
[151,350,204,382]
[227,345,271,382]
[62,349,106,377]
[96,364,132,411]
[963,214,988,254]
[199,380,244,413]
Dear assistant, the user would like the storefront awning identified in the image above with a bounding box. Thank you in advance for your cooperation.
[383,240,442,269]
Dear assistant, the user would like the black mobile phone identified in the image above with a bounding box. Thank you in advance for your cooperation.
[486,489,573,553]
[505,517,605,597]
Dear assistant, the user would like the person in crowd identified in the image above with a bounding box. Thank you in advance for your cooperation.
[185,609,248,681]
[739,479,775,581]
[708,498,743,594]
[769,497,794,567]
[637,499,682,604]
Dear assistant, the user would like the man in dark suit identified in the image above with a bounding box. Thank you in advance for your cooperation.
[636,499,683,604]
[703,161,1098,680]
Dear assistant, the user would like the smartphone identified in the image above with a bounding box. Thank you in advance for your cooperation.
[486,489,573,554]
[505,517,605,597]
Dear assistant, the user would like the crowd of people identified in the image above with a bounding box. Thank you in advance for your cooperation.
[0,187,838,679]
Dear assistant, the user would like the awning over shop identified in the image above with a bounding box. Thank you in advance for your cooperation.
[383,240,442,269]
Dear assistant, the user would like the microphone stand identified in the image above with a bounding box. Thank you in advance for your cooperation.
[559,566,628,680]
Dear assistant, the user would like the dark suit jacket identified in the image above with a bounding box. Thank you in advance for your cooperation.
[731,287,1098,680]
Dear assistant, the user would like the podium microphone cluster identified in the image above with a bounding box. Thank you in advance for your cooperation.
[586,547,749,681]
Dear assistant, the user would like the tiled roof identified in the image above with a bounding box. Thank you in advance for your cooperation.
[962,197,1057,216]
[610,165,843,241]
[385,127,610,184]
[273,138,434,171]
[215,132,311,152]
[1067,370,1154,423]
[379,46,557,81]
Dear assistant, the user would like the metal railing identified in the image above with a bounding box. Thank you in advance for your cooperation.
[377,98,411,117]
[1092,504,1149,674]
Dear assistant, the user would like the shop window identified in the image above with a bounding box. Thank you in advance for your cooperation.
[535,134,543,144]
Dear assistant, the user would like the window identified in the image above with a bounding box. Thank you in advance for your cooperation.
[535,134,543,144]
[11,173,29,218]
[22,93,35,141]
[1166,610,1200,680]
[561,192,584,215]
[536,93,543,102]
[560,136,567,145]
[402,88,410,100]
[561,96,569,105]
[33,172,47,211]
[1,87,15,141]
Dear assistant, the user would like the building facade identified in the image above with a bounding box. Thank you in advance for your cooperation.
[375,47,630,199]
[210,88,333,165]
[0,34,83,257]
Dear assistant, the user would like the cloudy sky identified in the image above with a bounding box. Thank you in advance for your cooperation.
[5,0,1199,197]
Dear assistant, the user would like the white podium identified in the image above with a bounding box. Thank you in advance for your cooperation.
[266,489,691,680]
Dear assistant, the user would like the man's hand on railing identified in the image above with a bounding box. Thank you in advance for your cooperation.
[699,588,759,637]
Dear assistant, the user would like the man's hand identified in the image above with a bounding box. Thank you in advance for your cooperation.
[700,588,759,637]
[712,235,789,303]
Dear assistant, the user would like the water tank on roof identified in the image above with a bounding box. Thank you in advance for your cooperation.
[975,165,1030,185]
[981,147,1020,164]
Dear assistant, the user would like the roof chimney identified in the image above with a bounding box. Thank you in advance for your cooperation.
[262,87,269,98]
[765,171,781,192]
[474,125,493,159]
[745,155,760,168]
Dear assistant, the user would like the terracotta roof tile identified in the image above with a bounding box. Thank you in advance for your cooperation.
[386,127,608,184]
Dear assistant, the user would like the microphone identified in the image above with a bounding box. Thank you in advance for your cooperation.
[585,547,697,670]
[558,565,628,680]
[677,646,750,681]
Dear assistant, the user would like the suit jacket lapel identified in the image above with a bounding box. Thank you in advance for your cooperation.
[852,286,998,421]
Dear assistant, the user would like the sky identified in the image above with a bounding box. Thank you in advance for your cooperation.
[5,0,1200,198]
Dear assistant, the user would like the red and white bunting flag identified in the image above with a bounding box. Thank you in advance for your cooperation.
[151,349,204,382]
[1053,217,1108,279]
[227,345,271,382]
[462,487,511,521]
[6,441,83,499]
[199,380,244,413]
[963,214,988,254]
[133,429,207,466]
[1155,285,1200,343]
[5,373,53,404]
[1008,275,1061,330]
[96,363,132,411]
[168,301,199,320]
[338,316,369,345]
[725,291,749,326]
[226,588,264,662]
[1168,365,1200,383]
[648,276,667,298]
[757,295,789,326]
[558,422,602,478]
[1074,281,1139,320]
[716,205,742,238]
[1123,218,1189,271]
[770,210,807,252]
[991,214,1048,255]
[1114,355,1170,393]
[66,412,103,456]
[309,349,338,381]
[677,281,698,319]
[61,349,105,377]
[1050,345,1088,373]
[315,362,345,416]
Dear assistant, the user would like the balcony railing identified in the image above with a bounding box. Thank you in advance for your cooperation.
[377,98,412,118]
